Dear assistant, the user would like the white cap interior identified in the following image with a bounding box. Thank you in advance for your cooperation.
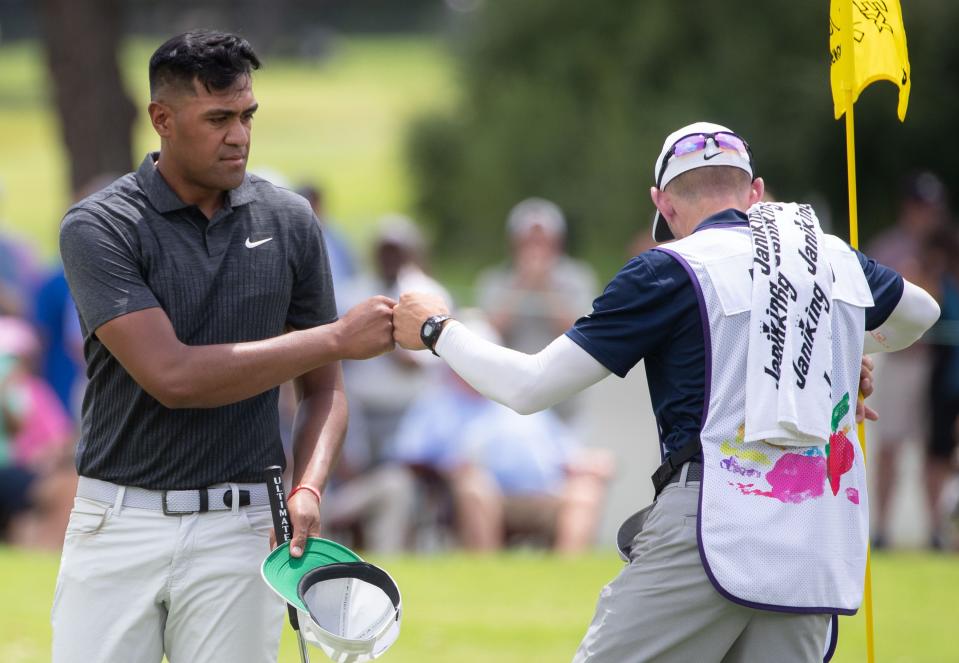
[297,563,402,662]
[651,121,753,243]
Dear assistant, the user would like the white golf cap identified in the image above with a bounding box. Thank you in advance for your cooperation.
[506,197,567,237]
[262,539,402,662]
[376,213,426,252]
[651,121,753,243]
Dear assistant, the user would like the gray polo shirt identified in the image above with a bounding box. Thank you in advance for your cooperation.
[60,153,337,489]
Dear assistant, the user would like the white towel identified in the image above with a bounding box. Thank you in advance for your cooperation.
[744,202,834,447]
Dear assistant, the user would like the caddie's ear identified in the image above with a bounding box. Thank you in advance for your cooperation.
[749,177,766,206]
[650,186,676,221]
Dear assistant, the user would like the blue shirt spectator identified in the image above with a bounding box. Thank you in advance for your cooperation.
[390,371,577,495]
[33,268,81,413]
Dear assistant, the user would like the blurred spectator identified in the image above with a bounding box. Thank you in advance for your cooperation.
[389,312,613,552]
[32,270,80,414]
[920,226,959,550]
[475,198,597,420]
[0,212,41,318]
[867,172,949,549]
[318,454,417,555]
[341,214,452,459]
[869,172,949,276]
[296,183,357,295]
[0,316,76,550]
[316,215,450,552]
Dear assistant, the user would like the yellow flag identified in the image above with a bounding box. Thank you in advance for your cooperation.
[829,0,911,121]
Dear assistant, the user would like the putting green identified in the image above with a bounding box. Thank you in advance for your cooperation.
[2,546,954,662]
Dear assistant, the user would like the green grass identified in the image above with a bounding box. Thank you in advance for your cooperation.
[0,36,455,260]
[2,546,955,662]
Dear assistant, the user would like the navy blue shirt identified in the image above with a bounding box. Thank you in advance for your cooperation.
[566,209,903,461]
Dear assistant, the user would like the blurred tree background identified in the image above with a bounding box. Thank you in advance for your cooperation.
[1,0,956,273]
[0,0,451,259]
[408,0,959,270]
[37,0,136,192]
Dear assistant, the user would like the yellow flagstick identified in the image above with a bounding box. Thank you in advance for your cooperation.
[832,0,910,657]
[837,3,875,662]
[846,83,879,663]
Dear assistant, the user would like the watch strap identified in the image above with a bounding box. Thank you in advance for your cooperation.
[421,314,452,356]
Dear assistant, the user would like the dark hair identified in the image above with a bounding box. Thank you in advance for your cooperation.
[149,30,260,99]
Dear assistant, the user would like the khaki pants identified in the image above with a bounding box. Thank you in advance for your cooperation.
[574,476,830,663]
[52,493,284,663]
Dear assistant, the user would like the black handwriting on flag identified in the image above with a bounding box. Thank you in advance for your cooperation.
[852,1,894,43]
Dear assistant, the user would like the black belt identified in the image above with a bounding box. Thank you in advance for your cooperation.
[651,439,703,495]
[664,461,703,486]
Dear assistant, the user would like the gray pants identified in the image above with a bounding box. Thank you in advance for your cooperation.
[574,473,830,663]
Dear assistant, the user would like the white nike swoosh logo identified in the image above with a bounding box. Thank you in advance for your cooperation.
[245,237,273,248]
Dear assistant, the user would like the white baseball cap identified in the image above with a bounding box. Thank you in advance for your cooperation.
[262,538,402,662]
[506,197,567,237]
[376,213,426,252]
[651,121,753,242]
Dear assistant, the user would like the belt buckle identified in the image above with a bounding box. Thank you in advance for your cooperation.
[161,488,209,515]
[162,490,191,515]
[161,491,181,515]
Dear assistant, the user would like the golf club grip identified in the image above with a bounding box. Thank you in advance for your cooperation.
[265,465,293,545]
[264,465,302,631]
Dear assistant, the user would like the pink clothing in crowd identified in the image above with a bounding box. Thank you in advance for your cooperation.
[14,376,73,465]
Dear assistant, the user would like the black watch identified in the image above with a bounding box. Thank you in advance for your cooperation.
[420,314,452,356]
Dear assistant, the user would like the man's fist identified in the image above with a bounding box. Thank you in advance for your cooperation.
[856,354,878,423]
[335,296,396,359]
[393,292,450,350]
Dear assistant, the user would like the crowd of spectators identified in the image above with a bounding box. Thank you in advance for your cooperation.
[866,172,959,550]
[2,171,956,554]
[0,197,80,549]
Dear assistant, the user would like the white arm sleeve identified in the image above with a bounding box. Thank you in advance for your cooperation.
[434,321,612,415]
[864,279,941,354]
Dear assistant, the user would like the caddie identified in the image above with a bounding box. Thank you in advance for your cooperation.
[53,30,395,663]
[392,121,941,662]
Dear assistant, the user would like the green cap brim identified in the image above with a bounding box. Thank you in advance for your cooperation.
[261,538,363,612]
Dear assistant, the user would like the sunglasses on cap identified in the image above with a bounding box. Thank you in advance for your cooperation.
[656,132,753,188]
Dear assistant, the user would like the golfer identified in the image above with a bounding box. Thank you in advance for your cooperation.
[393,121,941,662]
[53,31,395,663]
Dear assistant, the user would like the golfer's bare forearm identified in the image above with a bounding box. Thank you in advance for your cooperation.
[157,325,352,408]
[174,325,328,402]
[95,307,358,408]
[290,365,348,493]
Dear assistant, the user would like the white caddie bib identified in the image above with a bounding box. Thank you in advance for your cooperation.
[656,220,873,614]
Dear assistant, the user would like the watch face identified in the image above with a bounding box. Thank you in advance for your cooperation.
[422,315,449,351]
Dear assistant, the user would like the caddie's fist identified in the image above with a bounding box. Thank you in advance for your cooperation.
[336,296,396,359]
[393,292,450,350]
[856,355,878,423]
